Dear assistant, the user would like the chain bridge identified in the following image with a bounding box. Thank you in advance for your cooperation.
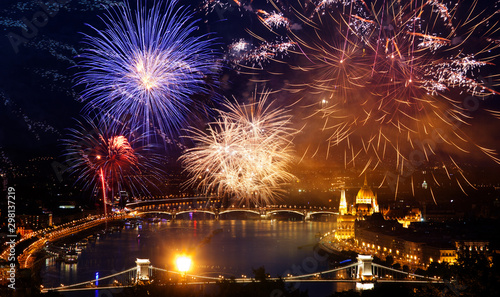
[41,255,444,293]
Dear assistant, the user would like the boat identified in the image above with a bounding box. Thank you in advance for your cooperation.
[64,250,78,264]
[78,239,88,246]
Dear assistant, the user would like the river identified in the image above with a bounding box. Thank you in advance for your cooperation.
[41,218,356,296]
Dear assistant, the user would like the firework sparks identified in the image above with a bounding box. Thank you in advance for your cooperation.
[229,40,295,68]
[222,0,500,196]
[304,0,499,195]
[180,92,297,206]
[257,10,290,29]
[76,0,219,140]
[63,117,161,202]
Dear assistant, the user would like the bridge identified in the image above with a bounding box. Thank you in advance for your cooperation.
[41,255,444,293]
[126,197,338,220]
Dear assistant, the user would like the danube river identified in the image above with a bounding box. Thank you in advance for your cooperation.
[41,218,355,295]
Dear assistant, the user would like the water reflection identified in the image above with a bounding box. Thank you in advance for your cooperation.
[42,220,353,294]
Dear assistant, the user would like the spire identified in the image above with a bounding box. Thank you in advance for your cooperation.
[364,174,368,186]
[372,193,379,213]
[339,188,348,215]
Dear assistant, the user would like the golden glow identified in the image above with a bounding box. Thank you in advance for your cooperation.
[141,75,157,90]
[339,188,348,215]
[175,255,192,273]
[135,56,159,91]
[354,177,379,214]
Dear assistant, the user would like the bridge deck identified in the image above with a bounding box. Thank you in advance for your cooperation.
[42,258,443,293]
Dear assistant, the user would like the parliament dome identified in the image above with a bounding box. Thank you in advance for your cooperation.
[354,176,379,216]
[355,177,375,205]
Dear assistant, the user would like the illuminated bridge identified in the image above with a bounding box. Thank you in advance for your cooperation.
[41,255,444,293]
[126,197,338,220]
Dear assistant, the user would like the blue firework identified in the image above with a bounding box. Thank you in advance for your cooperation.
[77,0,219,140]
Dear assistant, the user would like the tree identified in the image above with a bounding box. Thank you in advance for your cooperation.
[385,255,394,267]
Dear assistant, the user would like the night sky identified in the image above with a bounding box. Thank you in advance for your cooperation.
[0,1,271,161]
[1,0,500,176]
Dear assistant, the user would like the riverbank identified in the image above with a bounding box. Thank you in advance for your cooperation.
[0,216,128,297]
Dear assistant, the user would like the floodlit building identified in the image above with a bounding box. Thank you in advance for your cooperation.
[335,178,379,240]
[383,207,422,228]
[339,188,348,215]
[354,176,379,216]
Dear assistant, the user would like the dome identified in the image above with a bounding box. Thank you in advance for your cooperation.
[356,187,375,204]
[355,203,370,212]
[355,177,375,205]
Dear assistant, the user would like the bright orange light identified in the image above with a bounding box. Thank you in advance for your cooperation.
[175,256,191,273]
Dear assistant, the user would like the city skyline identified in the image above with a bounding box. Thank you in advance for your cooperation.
[2,2,500,296]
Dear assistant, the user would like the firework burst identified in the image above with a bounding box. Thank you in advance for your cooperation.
[76,0,219,140]
[221,0,500,197]
[63,117,161,203]
[297,1,499,169]
[180,92,297,206]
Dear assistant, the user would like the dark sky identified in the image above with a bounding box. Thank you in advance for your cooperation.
[0,0,224,162]
[0,0,255,163]
[1,0,500,171]
[0,1,105,160]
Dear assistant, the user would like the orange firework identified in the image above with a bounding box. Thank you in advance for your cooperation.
[229,0,500,198]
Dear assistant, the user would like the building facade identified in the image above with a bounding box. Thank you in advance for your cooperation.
[335,178,379,240]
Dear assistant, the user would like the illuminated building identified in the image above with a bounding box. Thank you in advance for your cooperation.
[335,214,356,240]
[335,178,379,240]
[439,249,457,264]
[383,207,422,228]
[456,240,489,253]
[335,188,355,240]
[354,176,379,216]
[355,215,428,265]
[339,188,348,215]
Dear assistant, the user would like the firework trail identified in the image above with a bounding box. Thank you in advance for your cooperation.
[213,0,500,197]
[294,0,500,194]
[180,91,297,206]
[76,0,220,140]
[63,117,161,204]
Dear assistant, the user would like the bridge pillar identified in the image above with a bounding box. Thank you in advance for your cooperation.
[135,258,151,282]
[356,255,373,280]
[355,255,375,291]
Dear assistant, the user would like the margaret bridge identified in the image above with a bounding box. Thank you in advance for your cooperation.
[41,255,444,293]
[125,197,339,220]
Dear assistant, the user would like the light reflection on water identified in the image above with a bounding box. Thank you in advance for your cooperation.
[41,219,354,295]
